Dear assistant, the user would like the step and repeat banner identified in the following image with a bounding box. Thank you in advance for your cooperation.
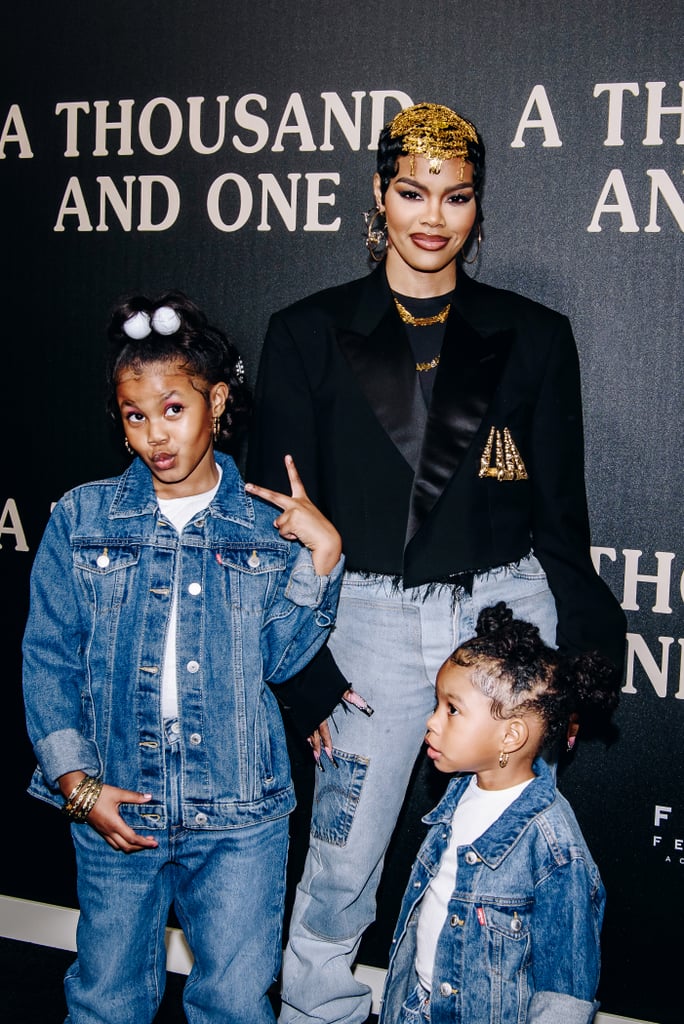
[1,3,681,1022]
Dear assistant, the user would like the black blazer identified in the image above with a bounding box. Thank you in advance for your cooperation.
[249,267,626,730]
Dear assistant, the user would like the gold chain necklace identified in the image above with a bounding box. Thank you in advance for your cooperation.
[415,354,441,373]
[393,297,451,327]
[393,297,449,372]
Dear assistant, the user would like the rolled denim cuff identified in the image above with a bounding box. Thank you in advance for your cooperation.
[285,548,344,616]
[528,991,599,1024]
[34,728,102,787]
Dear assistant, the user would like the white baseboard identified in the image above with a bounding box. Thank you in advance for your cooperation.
[0,895,659,1023]
[0,894,192,974]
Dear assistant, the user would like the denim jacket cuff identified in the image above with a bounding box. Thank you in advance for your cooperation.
[34,729,102,787]
[285,549,344,616]
[528,991,599,1024]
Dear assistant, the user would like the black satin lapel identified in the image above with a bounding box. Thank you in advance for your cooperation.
[406,313,515,539]
[337,309,427,472]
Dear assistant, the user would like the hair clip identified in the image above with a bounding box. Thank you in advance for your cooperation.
[234,356,245,384]
[122,310,152,339]
[122,306,181,340]
[151,306,182,335]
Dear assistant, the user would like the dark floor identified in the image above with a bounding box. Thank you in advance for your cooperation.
[1,938,185,1023]
[0,937,378,1023]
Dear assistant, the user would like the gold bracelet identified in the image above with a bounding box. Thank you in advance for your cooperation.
[62,775,103,823]
[64,779,85,804]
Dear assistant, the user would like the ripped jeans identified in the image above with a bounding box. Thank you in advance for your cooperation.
[279,554,557,1024]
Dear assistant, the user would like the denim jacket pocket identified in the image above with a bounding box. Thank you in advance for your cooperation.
[217,544,289,608]
[217,545,288,575]
[255,696,275,788]
[478,903,531,1019]
[73,541,141,612]
[310,748,369,846]
[73,541,141,575]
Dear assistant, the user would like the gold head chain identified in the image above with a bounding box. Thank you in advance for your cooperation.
[388,102,480,175]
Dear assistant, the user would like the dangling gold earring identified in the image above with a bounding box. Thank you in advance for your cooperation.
[364,206,387,262]
[213,416,221,443]
[461,224,482,265]
[124,438,134,457]
[498,750,509,769]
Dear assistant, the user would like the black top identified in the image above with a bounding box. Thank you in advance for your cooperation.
[393,290,452,406]
[248,267,626,731]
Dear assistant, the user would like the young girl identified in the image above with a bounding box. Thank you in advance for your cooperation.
[22,292,343,1024]
[380,602,619,1024]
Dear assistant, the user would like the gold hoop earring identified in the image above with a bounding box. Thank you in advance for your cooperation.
[364,206,387,263]
[213,417,221,443]
[461,224,482,265]
[124,438,134,457]
[498,750,509,769]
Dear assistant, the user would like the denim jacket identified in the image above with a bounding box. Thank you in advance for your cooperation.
[380,759,604,1024]
[23,452,343,830]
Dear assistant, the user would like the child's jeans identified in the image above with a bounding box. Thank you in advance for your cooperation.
[397,982,431,1023]
[65,719,289,1024]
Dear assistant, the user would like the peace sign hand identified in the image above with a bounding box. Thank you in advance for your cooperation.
[245,455,342,576]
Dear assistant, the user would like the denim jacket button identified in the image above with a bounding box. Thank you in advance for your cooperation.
[190,733,202,745]
[439,982,457,997]
[186,660,200,673]
[450,914,464,927]
[464,850,480,864]
[194,812,208,824]
[188,582,202,596]
[510,914,522,933]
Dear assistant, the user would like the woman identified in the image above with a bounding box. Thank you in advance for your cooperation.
[248,102,626,1024]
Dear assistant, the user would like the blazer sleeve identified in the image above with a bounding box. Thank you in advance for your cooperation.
[248,310,350,736]
[248,310,322,502]
[528,317,626,674]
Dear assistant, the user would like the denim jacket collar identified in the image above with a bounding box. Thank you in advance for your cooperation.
[107,451,255,528]
[423,757,557,869]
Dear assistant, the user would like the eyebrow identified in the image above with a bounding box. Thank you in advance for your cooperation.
[440,685,468,709]
[395,176,475,194]
[119,389,183,405]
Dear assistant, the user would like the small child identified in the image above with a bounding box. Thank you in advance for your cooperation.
[22,291,343,1024]
[380,602,619,1024]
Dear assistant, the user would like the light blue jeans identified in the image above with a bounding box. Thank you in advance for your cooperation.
[279,554,557,1024]
[65,720,289,1024]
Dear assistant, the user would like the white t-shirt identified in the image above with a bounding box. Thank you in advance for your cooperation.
[156,467,222,720]
[415,775,532,991]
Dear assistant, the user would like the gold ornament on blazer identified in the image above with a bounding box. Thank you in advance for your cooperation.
[479,426,529,482]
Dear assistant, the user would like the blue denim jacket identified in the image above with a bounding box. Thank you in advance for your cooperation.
[23,452,343,830]
[380,758,604,1024]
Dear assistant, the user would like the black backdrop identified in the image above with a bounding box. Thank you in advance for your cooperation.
[2,4,682,1022]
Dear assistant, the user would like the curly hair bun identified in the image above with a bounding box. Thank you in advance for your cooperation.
[475,601,513,636]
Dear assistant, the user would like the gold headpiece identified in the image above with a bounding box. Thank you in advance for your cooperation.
[388,102,480,175]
